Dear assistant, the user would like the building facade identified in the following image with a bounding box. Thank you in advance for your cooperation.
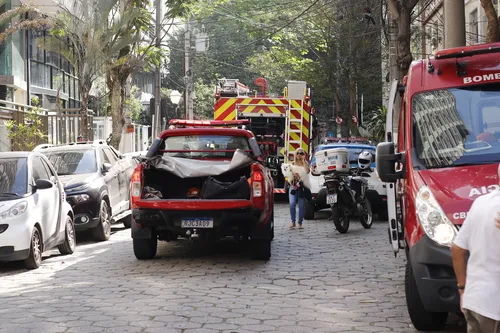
[0,0,80,108]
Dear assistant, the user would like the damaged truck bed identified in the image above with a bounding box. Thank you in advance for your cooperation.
[130,120,275,260]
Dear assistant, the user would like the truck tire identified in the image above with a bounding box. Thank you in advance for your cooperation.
[133,231,158,260]
[251,239,271,261]
[332,204,349,233]
[304,202,315,220]
[405,261,448,331]
[270,210,275,241]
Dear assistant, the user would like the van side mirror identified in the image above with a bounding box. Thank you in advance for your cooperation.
[376,142,405,183]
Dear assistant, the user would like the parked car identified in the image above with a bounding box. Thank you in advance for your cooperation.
[0,152,75,269]
[35,141,135,241]
[307,143,388,220]
[130,119,274,260]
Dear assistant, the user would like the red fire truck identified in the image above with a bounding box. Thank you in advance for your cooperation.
[214,78,318,194]
[377,42,500,330]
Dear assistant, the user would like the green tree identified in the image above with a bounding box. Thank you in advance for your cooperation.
[6,97,45,151]
[40,0,145,141]
[364,106,387,143]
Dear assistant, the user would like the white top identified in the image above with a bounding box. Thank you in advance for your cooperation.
[453,190,500,321]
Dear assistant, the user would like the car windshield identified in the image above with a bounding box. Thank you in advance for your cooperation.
[43,150,97,175]
[161,135,251,159]
[413,84,500,169]
[0,158,28,196]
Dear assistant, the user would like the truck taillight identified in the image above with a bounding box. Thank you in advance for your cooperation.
[252,171,264,197]
[131,165,143,202]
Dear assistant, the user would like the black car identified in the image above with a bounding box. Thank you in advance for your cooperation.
[36,141,135,241]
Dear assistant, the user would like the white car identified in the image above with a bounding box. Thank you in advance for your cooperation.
[306,143,388,220]
[0,152,75,269]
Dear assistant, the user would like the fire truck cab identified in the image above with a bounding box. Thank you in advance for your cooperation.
[214,79,318,194]
[377,42,500,331]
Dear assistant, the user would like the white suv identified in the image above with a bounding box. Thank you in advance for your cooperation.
[0,152,75,269]
[306,143,387,220]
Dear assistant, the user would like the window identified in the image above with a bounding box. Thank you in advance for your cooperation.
[469,9,479,45]
[32,157,50,181]
[44,150,97,175]
[161,135,251,159]
[0,158,28,196]
[100,149,112,165]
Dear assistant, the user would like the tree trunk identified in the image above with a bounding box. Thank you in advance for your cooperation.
[481,0,499,43]
[80,86,89,141]
[396,8,413,79]
[107,68,123,149]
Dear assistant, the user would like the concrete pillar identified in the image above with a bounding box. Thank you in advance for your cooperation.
[444,0,466,48]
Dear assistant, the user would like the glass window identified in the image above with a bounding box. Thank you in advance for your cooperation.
[0,158,28,196]
[161,135,250,159]
[43,150,97,175]
[412,84,500,169]
[99,149,112,165]
[32,157,50,181]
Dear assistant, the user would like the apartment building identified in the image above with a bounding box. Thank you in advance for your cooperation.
[0,0,80,108]
[417,0,499,57]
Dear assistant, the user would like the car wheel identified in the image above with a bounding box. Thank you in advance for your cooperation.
[304,202,315,220]
[406,260,448,331]
[24,228,42,270]
[58,215,76,255]
[92,200,111,242]
[133,230,158,260]
[122,214,132,229]
[251,239,271,261]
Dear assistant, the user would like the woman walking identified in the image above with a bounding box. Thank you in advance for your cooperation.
[289,148,310,229]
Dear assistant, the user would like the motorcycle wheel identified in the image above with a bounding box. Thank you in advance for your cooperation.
[332,203,350,234]
[359,198,373,229]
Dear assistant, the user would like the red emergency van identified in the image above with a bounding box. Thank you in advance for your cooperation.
[376,42,500,331]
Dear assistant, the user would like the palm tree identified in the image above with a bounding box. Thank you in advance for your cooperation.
[365,106,387,143]
[39,0,141,140]
[0,3,53,44]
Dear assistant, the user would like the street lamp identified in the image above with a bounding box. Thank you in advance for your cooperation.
[170,90,181,121]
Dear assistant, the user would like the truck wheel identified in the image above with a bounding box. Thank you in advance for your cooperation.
[405,261,448,331]
[304,202,315,220]
[359,198,373,229]
[332,204,349,233]
[133,231,157,260]
[251,239,271,261]
[92,200,111,242]
[122,215,132,229]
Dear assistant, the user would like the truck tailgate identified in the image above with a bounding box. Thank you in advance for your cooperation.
[134,199,253,211]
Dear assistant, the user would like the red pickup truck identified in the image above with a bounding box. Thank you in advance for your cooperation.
[130,120,274,260]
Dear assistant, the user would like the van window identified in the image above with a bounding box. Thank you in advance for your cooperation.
[412,84,500,168]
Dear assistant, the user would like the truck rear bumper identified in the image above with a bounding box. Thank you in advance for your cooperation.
[408,235,460,313]
[132,206,269,240]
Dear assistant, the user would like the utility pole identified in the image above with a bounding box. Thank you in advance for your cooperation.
[153,0,162,138]
[184,15,195,120]
[444,0,465,48]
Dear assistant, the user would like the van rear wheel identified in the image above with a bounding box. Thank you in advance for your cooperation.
[405,261,448,331]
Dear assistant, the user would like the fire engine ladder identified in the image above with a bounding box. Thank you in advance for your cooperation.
[285,99,304,161]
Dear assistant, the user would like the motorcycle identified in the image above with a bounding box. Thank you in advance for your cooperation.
[323,167,373,233]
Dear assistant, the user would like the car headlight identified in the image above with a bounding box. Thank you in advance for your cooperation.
[416,186,457,247]
[68,194,90,204]
[0,201,28,219]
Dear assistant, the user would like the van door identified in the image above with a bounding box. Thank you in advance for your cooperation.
[385,80,402,255]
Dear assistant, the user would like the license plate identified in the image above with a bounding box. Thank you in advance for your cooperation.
[368,185,375,189]
[326,194,337,204]
[181,218,213,228]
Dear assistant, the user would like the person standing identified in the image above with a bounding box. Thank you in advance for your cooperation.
[288,148,310,230]
[451,166,500,333]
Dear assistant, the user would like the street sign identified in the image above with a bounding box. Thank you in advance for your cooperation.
[336,117,343,124]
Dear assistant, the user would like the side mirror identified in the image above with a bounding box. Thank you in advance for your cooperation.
[102,163,112,173]
[376,142,405,183]
[35,179,54,190]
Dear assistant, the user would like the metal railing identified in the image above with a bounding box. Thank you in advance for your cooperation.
[0,99,93,152]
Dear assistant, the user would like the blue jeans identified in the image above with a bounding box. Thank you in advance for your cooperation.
[289,187,305,225]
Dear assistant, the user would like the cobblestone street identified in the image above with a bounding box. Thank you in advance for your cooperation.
[0,202,466,333]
